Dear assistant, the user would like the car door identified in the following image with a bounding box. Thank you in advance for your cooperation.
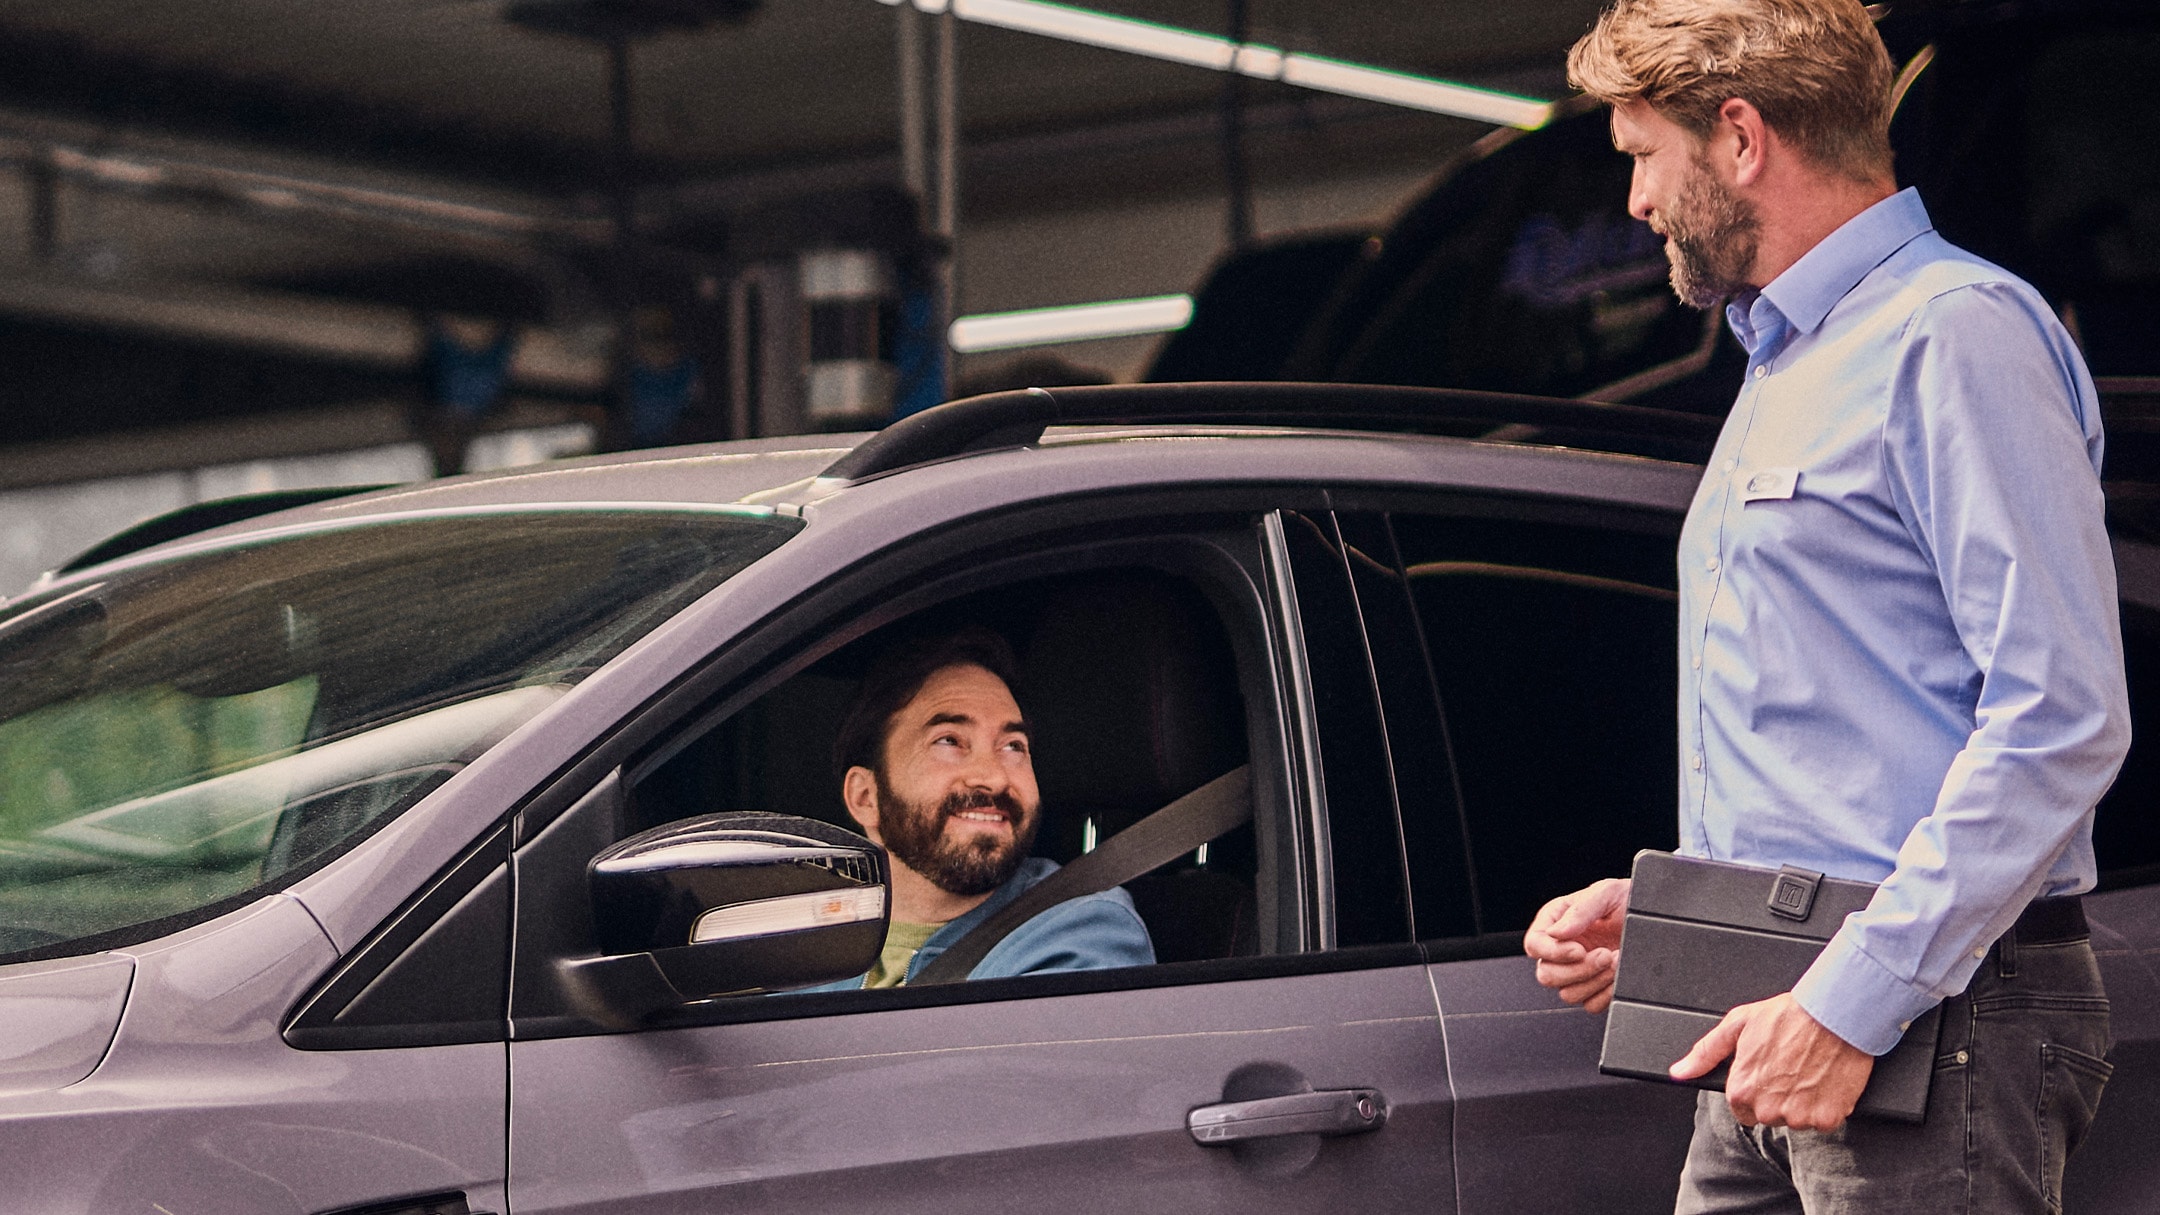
[501,497,1458,1214]
[1331,498,1700,1215]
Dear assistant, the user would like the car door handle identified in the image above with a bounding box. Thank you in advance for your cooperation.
[1187,1087,1388,1145]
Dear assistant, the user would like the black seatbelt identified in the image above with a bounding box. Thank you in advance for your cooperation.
[910,764,1252,986]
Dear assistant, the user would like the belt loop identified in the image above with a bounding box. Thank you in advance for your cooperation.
[1997,920,2019,979]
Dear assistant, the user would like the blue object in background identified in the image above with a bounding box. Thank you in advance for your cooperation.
[426,323,513,420]
[629,356,701,448]
[892,281,946,418]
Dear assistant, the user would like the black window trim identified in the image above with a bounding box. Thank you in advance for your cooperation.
[1357,489,1688,950]
[1260,509,1329,953]
[498,484,1443,1041]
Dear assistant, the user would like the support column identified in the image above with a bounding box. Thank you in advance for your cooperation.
[896,3,928,204]
[932,5,958,400]
[604,34,639,448]
[1220,0,1253,252]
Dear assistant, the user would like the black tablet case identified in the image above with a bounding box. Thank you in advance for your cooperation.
[1597,850,1943,1123]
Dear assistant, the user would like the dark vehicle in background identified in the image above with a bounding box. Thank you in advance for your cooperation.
[1153,0,2160,417]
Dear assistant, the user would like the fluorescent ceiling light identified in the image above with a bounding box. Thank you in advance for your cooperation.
[875,0,1552,129]
[949,293,1194,353]
[957,0,1233,70]
[1276,54,1554,130]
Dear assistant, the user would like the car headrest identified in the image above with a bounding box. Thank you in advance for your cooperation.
[1018,572,1245,843]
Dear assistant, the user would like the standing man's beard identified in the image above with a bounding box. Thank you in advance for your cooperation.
[1660,155,1762,309]
[877,785,1040,897]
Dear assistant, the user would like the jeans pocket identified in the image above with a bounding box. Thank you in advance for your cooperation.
[2038,1042,2113,1213]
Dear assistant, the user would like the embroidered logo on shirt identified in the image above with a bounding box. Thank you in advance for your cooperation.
[1740,467,1800,503]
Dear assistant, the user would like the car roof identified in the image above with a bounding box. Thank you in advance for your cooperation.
[296,432,863,518]
[22,384,1721,597]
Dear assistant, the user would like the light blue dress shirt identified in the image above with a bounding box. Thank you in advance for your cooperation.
[1678,188,2131,1056]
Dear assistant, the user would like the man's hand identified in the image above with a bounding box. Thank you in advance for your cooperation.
[1669,993,1875,1131]
[1524,878,1630,1013]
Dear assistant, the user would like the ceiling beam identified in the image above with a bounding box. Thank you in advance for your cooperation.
[0,25,608,192]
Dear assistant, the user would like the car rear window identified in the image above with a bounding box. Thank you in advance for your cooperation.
[0,506,799,963]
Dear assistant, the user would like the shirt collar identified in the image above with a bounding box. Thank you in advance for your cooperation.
[1758,186,1933,337]
[1724,290,1783,360]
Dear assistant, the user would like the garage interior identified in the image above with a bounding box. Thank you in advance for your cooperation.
[0,0,1613,596]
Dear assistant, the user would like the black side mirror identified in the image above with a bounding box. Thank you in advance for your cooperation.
[561,812,888,1023]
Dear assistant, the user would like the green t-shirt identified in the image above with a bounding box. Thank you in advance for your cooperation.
[862,919,943,988]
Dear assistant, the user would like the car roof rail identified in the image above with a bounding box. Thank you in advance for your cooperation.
[820,381,1723,483]
[57,484,394,574]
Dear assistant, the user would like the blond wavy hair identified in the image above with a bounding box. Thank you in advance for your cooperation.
[1567,0,1894,182]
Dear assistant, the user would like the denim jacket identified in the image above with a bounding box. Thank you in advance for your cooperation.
[801,857,1155,991]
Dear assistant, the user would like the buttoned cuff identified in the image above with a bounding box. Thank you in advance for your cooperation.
[1790,930,1943,1057]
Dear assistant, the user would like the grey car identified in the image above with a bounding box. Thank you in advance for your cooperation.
[2,383,2155,1214]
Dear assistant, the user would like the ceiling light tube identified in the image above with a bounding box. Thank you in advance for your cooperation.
[952,0,1233,70]
[949,293,1194,353]
[1280,53,1552,129]
[874,0,1552,129]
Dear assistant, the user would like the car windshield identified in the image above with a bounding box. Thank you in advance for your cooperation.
[0,506,800,961]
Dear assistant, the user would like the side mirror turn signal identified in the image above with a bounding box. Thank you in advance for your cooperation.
[563,812,889,1023]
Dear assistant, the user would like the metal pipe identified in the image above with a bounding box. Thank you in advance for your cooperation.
[606,34,638,444]
[1219,0,1252,251]
[897,3,928,204]
[27,155,56,262]
[933,6,958,399]
[3,136,606,249]
[933,7,958,241]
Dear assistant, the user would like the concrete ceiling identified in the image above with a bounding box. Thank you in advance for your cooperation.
[0,1,1601,191]
[0,1,1609,348]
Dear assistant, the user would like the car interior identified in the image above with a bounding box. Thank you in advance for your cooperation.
[631,564,1264,982]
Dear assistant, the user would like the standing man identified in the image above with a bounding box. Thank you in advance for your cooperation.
[1523,1,2130,1209]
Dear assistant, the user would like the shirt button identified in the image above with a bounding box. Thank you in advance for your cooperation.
[1753,364,1767,379]
[1691,753,1703,771]
[1692,655,1702,670]
[1973,948,1986,960]
[1723,458,1738,472]
[1899,1020,1912,1032]
[1705,556,1719,572]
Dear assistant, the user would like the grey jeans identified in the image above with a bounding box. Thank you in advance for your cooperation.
[1674,936,2112,1214]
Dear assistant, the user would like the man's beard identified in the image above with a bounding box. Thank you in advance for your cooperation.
[877,784,1039,898]
[1659,155,1761,309]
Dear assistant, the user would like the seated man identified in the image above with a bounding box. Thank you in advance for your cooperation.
[808,626,1155,989]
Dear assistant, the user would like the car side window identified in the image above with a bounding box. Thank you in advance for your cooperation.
[1332,511,1480,942]
[632,564,1265,980]
[1274,510,1416,949]
[1378,506,1681,937]
[495,499,1460,1040]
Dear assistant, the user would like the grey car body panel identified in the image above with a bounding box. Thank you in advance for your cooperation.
[0,954,132,1097]
[2064,890,2160,1208]
[2114,535,2160,611]
[1430,956,1697,1214]
[0,894,506,1213]
[508,966,1452,1214]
